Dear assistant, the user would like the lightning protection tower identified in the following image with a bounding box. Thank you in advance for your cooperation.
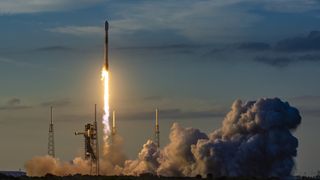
[48,106,55,157]
[154,108,160,148]
[112,110,116,136]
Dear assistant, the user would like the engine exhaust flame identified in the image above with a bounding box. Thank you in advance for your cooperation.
[101,67,110,139]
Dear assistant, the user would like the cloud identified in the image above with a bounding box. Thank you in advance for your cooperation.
[118,108,226,121]
[115,44,205,51]
[275,31,320,52]
[0,98,31,110]
[6,98,21,106]
[251,31,320,67]
[0,0,103,14]
[259,0,320,13]
[113,44,205,55]
[0,57,52,69]
[0,57,33,67]
[110,0,260,44]
[236,42,271,51]
[254,54,320,68]
[298,54,320,61]
[200,30,320,68]
[34,46,73,52]
[40,99,71,108]
[55,114,91,122]
[254,56,293,68]
[143,96,163,101]
[48,26,103,36]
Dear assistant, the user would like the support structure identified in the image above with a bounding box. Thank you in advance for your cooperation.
[154,108,160,148]
[109,110,116,145]
[93,104,99,175]
[112,110,116,136]
[75,104,99,175]
[48,106,55,157]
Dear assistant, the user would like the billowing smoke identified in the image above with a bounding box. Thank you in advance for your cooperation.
[25,156,91,176]
[100,134,127,175]
[25,134,128,176]
[25,98,301,178]
[155,98,301,177]
[122,140,160,175]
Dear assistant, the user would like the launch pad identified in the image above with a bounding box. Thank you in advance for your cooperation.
[75,105,100,175]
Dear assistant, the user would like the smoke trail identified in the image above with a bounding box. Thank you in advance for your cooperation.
[25,98,301,178]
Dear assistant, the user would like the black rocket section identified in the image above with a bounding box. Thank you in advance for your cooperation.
[105,20,109,70]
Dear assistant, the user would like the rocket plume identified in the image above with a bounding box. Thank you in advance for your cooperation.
[101,67,110,139]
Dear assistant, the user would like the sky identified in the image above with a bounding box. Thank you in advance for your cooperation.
[0,0,320,176]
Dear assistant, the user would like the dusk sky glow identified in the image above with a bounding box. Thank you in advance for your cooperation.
[0,0,320,176]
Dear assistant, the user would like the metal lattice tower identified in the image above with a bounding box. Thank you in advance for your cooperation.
[48,106,55,157]
[109,110,116,145]
[75,104,99,175]
[155,108,160,148]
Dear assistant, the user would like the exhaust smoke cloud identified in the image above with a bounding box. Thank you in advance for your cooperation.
[25,98,301,178]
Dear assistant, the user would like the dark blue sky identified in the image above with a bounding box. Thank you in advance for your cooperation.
[0,0,320,175]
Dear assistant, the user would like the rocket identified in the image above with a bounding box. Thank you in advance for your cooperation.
[105,20,109,70]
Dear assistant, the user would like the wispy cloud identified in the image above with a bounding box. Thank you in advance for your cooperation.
[254,54,320,68]
[48,26,102,36]
[275,31,320,52]
[0,57,34,68]
[260,0,320,13]
[118,108,227,121]
[110,0,260,44]
[0,57,54,70]
[236,42,271,51]
[115,44,205,51]
[0,0,103,14]
[254,56,294,68]
[204,30,320,68]
[40,99,71,108]
[52,114,91,122]
[34,46,73,52]
[143,96,163,101]
[0,98,31,111]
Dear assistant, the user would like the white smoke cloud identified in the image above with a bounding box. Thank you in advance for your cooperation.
[25,156,90,176]
[102,134,127,170]
[154,98,301,177]
[25,98,301,178]
[122,140,160,176]
[157,123,208,177]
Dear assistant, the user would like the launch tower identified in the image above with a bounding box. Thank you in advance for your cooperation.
[154,108,160,148]
[75,104,100,175]
[48,106,55,157]
[112,110,116,136]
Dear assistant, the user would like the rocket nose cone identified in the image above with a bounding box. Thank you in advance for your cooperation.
[105,21,109,31]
